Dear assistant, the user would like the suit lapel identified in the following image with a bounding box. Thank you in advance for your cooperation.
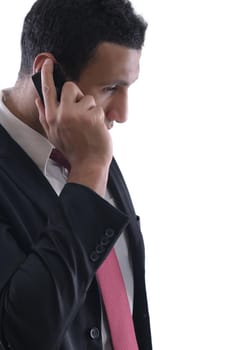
[108,158,142,247]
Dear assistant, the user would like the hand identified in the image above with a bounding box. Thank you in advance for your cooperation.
[35,58,113,196]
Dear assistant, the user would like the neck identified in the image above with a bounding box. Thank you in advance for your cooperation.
[2,79,44,134]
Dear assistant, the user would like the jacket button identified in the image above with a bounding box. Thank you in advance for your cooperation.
[96,244,105,254]
[90,251,99,262]
[105,228,115,238]
[101,236,110,246]
[89,327,100,340]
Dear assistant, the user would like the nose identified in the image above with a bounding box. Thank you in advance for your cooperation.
[106,93,128,124]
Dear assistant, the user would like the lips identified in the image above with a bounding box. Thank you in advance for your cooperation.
[106,120,114,130]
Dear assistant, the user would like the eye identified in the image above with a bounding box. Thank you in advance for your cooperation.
[103,84,118,93]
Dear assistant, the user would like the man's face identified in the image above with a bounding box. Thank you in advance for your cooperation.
[77,42,141,129]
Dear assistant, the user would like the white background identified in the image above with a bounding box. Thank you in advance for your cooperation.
[0,1,233,349]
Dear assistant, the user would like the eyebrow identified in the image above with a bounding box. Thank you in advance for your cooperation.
[113,80,129,86]
[102,77,139,87]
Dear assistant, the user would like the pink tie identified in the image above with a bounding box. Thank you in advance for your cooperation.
[96,248,139,350]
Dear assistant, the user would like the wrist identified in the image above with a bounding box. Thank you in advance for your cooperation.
[67,163,110,197]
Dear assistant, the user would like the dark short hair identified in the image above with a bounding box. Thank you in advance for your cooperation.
[19,0,147,80]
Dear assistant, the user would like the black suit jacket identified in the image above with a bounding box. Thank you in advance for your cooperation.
[0,125,152,350]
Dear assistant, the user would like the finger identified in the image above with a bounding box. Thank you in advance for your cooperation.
[61,81,84,104]
[41,58,57,118]
[88,105,106,126]
[35,98,49,135]
[75,94,97,110]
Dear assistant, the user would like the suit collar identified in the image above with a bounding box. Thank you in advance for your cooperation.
[0,93,54,175]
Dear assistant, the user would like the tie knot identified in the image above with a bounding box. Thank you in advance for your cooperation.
[50,148,71,172]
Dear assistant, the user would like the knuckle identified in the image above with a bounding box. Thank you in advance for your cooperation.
[63,81,75,90]
[62,81,76,96]
[84,95,96,107]
[48,113,56,125]
[89,106,104,124]
[95,106,104,117]
[42,84,50,95]
[62,82,84,101]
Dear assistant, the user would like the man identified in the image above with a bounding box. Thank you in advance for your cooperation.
[0,0,152,349]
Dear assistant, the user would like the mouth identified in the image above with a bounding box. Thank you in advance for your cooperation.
[106,121,114,130]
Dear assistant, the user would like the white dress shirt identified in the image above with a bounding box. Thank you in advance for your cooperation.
[0,91,134,349]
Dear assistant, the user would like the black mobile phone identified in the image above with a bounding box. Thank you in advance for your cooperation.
[32,63,66,105]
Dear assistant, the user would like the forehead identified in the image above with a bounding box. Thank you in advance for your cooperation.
[79,42,141,85]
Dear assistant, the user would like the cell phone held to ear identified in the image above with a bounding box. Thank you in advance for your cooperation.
[32,63,66,105]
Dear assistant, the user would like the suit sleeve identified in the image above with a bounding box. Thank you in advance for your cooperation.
[0,183,128,350]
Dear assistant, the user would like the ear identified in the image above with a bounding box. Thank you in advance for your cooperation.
[32,53,57,74]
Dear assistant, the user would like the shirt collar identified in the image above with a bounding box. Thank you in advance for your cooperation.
[0,90,54,175]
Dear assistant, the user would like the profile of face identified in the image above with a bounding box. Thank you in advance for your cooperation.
[77,42,141,129]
